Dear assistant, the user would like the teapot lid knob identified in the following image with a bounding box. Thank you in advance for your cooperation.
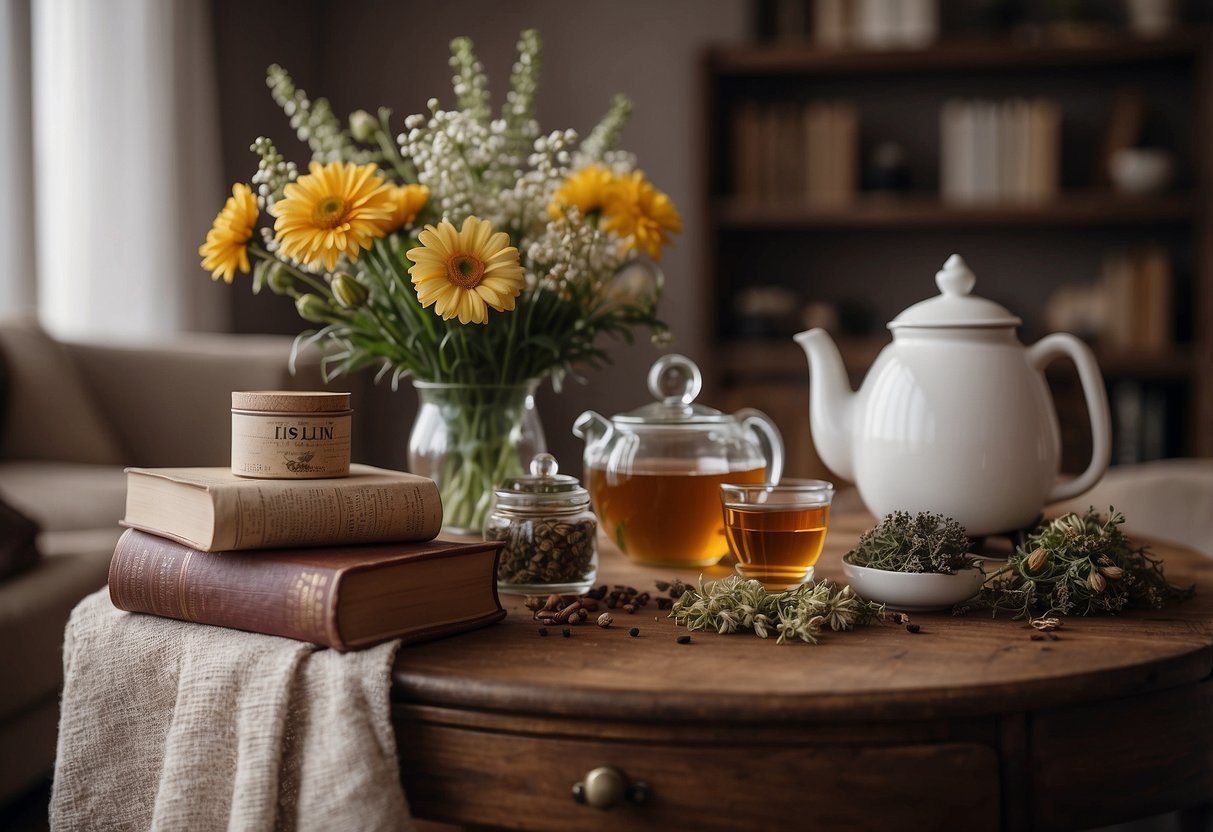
[936,254,977,297]
[647,354,702,405]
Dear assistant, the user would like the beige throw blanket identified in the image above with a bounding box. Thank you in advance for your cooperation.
[51,589,412,831]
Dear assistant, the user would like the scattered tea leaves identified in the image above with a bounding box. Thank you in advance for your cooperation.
[959,508,1194,619]
[670,575,883,645]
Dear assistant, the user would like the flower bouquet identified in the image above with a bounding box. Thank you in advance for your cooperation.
[199,30,681,532]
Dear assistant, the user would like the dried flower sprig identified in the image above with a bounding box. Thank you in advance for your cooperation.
[959,508,1194,619]
[845,511,980,574]
[670,576,884,644]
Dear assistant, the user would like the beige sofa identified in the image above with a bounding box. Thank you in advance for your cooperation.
[0,317,360,805]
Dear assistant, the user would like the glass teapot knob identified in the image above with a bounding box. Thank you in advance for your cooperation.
[529,452,559,479]
[647,354,702,405]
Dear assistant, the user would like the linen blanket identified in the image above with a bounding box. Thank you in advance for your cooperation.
[50,589,412,831]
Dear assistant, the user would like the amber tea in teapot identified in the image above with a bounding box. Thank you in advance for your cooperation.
[574,355,784,568]
[589,462,765,568]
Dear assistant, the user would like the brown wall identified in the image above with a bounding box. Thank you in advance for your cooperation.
[211,0,749,473]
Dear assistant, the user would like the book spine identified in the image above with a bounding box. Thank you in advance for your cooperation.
[212,478,442,551]
[108,528,344,649]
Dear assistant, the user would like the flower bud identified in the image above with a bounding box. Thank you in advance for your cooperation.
[1089,569,1107,593]
[265,261,295,295]
[295,293,334,323]
[1026,547,1048,572]
[348,109,378,142]
[1099,565,1125,580]
[331,272,369,309]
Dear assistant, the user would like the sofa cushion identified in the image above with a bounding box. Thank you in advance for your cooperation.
[0,536,115,724]
[0,462,127,534]
[0,495,39,580]
[0,318,125,464]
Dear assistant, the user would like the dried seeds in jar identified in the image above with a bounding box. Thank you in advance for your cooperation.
[486,453,598,595]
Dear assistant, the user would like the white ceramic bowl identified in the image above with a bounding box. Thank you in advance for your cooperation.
[841,558,986,612]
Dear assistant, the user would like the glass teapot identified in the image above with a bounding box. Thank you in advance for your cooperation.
[572,354,784,567]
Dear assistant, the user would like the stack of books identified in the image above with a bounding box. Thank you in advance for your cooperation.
[733,99,859,203]
[940,98,1061,204]
[109,464,506,651]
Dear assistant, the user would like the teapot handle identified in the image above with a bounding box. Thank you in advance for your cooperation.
[735,409,785,485]
[1027,333,1112,504]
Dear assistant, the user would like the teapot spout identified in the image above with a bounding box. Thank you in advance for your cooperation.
[572,410,612,445]
[793,328,856,482]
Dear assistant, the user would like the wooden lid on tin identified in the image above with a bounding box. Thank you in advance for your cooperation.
[231,391,352,414]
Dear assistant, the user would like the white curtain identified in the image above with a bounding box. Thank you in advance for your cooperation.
[0,0,36,316]
[2,0,226,339]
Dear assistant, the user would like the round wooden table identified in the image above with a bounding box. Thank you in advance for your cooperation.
[392,514,1213,831]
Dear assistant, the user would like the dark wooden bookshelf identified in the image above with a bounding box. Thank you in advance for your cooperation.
[714,191,1197,229]
[709,30,1210,76]
[702,28,1213,475]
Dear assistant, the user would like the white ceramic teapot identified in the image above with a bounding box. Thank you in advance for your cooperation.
[794,255,1111,537]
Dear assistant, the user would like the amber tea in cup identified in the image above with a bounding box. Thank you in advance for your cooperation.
[720,479,834,587]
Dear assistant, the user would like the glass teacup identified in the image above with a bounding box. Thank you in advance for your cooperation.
[719,479,834,588]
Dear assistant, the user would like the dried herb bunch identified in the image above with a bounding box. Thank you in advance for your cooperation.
[845,511,980,574]
[670,576,884,644]
[967,508,1194,619]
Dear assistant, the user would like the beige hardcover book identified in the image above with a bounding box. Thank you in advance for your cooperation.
[1032,98,1061,200]
[123,464,443,552]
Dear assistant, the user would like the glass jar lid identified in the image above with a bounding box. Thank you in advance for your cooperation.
[494,453,590,509]
[612,354,731,425]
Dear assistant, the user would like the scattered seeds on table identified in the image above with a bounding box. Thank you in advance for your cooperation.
[1030,633,1045,641]
[628,627,640,638]
[676,635,691,644]
[562,627,572,638]
[537,627,548,637]
[905,623,921,634]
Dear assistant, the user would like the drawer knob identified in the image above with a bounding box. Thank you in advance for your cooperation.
[572,766,649,810]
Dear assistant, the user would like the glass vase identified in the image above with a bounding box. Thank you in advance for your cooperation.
[408,380,547,535]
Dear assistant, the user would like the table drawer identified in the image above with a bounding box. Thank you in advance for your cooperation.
[398,721,1000,831]
[1030,680,1213,831]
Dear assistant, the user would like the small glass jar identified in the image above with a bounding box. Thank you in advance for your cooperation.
[486,453,598,595]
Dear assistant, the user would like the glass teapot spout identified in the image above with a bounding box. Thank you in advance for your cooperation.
[573,410,613,446]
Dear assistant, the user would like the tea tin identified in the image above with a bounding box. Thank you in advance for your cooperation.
[231,391,352,479]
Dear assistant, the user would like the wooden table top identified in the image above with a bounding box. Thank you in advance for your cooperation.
[392,513,1213,724]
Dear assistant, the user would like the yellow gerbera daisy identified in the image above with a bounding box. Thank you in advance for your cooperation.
[602,171,683,260]
[270,161,394,271]
[199,183,258,283]
[378,183,430,233]
[547,164,616,221]
[406,217,524,325]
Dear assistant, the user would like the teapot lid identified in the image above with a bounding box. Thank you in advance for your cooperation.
[613,354,730,425]
[888,255,1022,329]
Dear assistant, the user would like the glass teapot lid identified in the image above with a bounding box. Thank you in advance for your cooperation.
[888,255,1022,330]
[612,354,731,425]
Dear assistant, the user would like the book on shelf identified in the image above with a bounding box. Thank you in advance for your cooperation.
[108,528,505,651]
[1099,244,1174,351]
[939,97,1059,204]
[732,99,857,203]
[122,463,443,552]
[812,0,937,49]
